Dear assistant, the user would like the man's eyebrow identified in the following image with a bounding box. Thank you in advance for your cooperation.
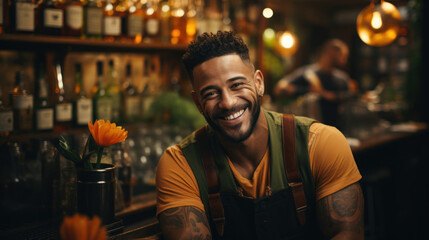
[199,76,247,96]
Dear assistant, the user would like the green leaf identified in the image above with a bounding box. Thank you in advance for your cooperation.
[54,136,82,163]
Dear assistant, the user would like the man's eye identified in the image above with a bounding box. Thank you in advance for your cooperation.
[231,82,244,88]
[204,91,217,99]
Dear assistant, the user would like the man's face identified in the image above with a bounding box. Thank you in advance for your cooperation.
[333,45,349,68]
[191,54,264,143]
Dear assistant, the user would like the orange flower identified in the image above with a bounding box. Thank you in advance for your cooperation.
[88,120,128,147]
[60,214,107,240]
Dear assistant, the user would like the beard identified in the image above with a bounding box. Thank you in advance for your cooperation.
[203,97,261,143]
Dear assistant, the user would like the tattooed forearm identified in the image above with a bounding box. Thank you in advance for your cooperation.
[159,206,212,240]
[317,182,364,239]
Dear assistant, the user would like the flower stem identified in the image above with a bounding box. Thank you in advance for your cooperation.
[96,146,104,169]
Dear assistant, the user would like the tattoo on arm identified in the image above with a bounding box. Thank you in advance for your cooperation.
[159,206,212,240]
[317,182,364,239]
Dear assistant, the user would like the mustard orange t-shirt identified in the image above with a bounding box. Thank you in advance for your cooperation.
[156,123,362,216]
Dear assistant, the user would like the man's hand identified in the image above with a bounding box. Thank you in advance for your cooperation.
[316,182,364,240]
[159,206,212,240]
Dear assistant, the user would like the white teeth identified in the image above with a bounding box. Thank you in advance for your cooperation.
[224,109,245,120]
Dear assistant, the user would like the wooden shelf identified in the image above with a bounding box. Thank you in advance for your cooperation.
[0,34,188,53]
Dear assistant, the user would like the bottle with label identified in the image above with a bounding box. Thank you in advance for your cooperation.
[35,66,54,131]
[83,0,103,39]
[159,0,170,43]
[10,71,33,132]
[115,0,128,40]
[204,0,222,34]
[143,0,160,43]
[106,59,121,123]
[73,63,92,127]
[41,0,65,36]
[122,62,140,123]
[127,0,143,43]
[140,58,154,120]
[9,0,40,34]
[0,88,13,137]
[64,0,83,36]
[103,0,121,41]
[54,62,73,132]
[93,61,112,122]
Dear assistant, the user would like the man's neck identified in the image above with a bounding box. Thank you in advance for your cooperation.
[217,110,269,179]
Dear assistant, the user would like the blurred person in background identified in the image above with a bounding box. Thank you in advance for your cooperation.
[274,39,357,127]
[156,31,363,240]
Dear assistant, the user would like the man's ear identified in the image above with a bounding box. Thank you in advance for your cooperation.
[191,90,203,113]
[254,70,265,96]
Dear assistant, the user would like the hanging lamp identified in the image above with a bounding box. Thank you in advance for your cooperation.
[356,0,402,47]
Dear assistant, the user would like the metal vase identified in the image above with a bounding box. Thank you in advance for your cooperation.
[76,164,116,225]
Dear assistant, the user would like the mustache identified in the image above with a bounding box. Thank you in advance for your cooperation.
[212,103,250,119]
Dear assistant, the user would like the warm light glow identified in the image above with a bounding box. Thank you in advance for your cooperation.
[172,9,185,17]
[280,32,294,49]
[262,8,273,18]
[105,3,113,11]
[161,4,170,13]
[371,11,382,29]
[146,7,155,16]
[275,31,299,56]
[129,6,136,13]
[356,1,401,47]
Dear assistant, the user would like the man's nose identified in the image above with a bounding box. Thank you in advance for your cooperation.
[218,91,236,110]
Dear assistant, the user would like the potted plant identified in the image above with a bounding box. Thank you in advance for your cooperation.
[56,119,128,225]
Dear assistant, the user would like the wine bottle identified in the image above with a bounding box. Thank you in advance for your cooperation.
[83,0,103,39]
[64,0,83,36]
[35,66,54,131]
[73,63,93,127]
[9,0,40,34]
[159,0,170,43]
[54,62,73,132]
[127,0,143,43]
[143,0,160,43]
[106,59,121,123]
[93,61,113,121]
[122,62,140,123]
[10,71,33,132]
[41,0,65,36]
[103,0,121,41]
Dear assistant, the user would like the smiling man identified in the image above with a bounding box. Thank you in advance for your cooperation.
[156,31,364,240]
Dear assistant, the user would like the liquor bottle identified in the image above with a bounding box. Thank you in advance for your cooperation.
[103,0,121,41]
[10,71,33,132]
[41,0,65,36]
[170,0,186,44]
[195,0,206,36]
[83,0,103,39]
[142,0,160,43]
[221,0,232,31]
[9,0,40,34]
[122,62,140,123]
[35,66,54,131]
[127,0,143,43]
[64,0,83,36]
[205,0,222,33]
[140,58,153,119]
[185,0,196,43]
[0,88,13,137]
[73,63,93,127]
[106,59,121,123]
[115,0,128,40]
[159,0,170,43]
[93,61,112,121]
[54,62,73,132]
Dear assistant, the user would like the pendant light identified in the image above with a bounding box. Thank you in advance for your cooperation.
[275,30,299,56]
[356,0,402,47]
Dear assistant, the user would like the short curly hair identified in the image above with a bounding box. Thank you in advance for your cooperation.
[182,31,252,84]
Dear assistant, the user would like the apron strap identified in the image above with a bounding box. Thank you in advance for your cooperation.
[196,126,225,237]
[282,114,307,226]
